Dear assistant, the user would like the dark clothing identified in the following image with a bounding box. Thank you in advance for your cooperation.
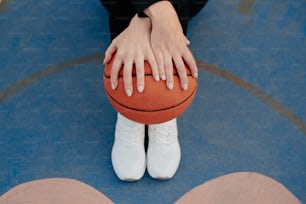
[100,0,208,40]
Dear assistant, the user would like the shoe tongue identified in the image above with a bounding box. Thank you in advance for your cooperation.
[157,136,170,144]
[153,129,170,144]
[121,134,139,145]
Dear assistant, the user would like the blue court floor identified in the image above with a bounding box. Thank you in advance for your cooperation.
[0,0,305,203]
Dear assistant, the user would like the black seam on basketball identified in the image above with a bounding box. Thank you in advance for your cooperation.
[106,87,197,112]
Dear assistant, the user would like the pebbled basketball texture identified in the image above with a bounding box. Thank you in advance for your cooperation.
[103,58,197,124]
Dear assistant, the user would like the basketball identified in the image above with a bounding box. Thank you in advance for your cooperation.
[103,58,197,124]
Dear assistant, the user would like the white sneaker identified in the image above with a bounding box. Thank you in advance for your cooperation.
[147,118,181,179]
[111,113,146,181]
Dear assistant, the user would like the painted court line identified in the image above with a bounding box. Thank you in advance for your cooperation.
[0,53,305,135]
[0,0,11,13]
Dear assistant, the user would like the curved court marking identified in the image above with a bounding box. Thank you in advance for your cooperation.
[0,0,11,13]
[0,53,305,135]
[197,61,306,135]
[237,0,257,14]
[0,53,103,103]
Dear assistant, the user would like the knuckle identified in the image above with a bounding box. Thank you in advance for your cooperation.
[116,52,125,60]
[111,67,119,75]
[123,71,131,78]
[166,72,173,78]
[178,67,186,76]
[136,67,144,75]
[123,78,132,87]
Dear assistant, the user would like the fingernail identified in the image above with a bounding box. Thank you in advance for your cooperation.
[126,89,132,96]
[161,74,166,80]
[111,83,116,90]
[138,85,144,92]
[182,83,188,90]
[167,82,173,90]
[193,72,198,78]
[154,75,160,81]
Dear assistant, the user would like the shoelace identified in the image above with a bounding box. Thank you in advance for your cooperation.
[119,123,143,146]
[150,126,171,144]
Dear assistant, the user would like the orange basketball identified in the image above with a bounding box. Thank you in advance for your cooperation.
[103,58,197,124]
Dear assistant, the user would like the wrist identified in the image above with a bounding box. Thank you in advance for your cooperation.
[144,1,175,22]
[130,14,151,30]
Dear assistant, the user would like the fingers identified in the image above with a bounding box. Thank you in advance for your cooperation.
[164,55,174,90]
[123,59,133,96]
[146,52,160,81]
[110,52,157,96]
[153,50,166,80]
[173,55,188,90]
[153,47,193,91]
[107,35,195,95]
[110,53,194,94]
[135,49,159,93]
[103,41,117,64]
[110,59,145,96]
[110,57,122,91]
[183,48,198,78]
[135,59,145,93]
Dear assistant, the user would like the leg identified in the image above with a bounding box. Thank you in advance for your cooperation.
[174,0,209,34]
[145,0,208,179]
[100,1,147,181]
[100,0,136,40]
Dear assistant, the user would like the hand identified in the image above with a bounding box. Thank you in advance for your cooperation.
[104,15,159,96]
[145,1,198,90]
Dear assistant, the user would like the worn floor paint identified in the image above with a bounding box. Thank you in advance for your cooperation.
[0,173,301,204]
